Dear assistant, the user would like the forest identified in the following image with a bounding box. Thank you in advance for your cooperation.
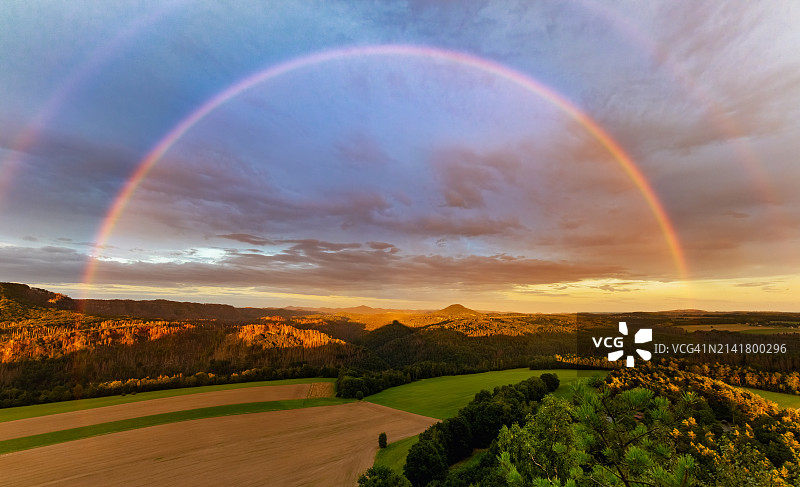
[362,366,800,486]
[2,282,800,412]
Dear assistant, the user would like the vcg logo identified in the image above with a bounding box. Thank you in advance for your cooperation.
[591,322,652,367]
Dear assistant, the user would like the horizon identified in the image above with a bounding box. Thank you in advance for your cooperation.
[1,3,799,313]
[9,281,799,315]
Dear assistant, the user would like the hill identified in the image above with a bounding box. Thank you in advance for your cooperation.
[431,304,483,317]
[78,298,306,321]
[0,282,76,317]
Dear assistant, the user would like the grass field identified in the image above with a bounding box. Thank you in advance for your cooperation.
[739,328,800,335]
[366,368,592,420]
[369,368,596,474]
[742,387,800,409]
[0,377,336,423]
[374,434,489,475]
[678,323,799,334]
[374,434,420,473]
[451,448,488,471]
[0,397,351,455]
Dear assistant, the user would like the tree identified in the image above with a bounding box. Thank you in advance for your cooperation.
[569,383,697,487]
[540,372,560,393]
[404,439,448,487]
[495,395,584,484]
[379,432,387,449]
[440,415,472,463]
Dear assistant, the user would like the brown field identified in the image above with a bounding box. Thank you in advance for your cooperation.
[307,381,335,399]
[0,401,436,486]
[0,383,317,442]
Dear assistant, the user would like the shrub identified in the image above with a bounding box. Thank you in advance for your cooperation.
[358,466,410,487]
[356,390,364,400]
[540,373,560,392]
[379,432,388,448]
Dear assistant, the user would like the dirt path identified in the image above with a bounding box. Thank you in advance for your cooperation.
[0,401,436,486]
[0,383,320,441]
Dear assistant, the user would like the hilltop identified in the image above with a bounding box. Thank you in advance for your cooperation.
[78,298,307,321]
[431,304,483,317]
[0,282,76,311]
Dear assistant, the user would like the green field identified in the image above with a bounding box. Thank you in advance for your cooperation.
[369,369,596,475]
[678,323,799,334]
[374,434,420,473]
[739,328,800,335]
[451,448,488,471]
[742,387,800,409]
[366,369,592,420]
[0,377,336,423]
[0,397,351,455]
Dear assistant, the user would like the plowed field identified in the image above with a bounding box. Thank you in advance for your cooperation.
[0,402,435,486]
[0,383,314,441]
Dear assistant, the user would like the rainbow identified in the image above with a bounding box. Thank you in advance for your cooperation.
[578,0,778,209]
[85,44,689,286]
[0,0,188,214]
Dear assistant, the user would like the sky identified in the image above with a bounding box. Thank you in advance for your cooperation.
[0,1,799,312]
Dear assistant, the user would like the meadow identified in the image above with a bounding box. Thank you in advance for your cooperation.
[678,323,799,334]
[365,368,588,419]
[743,387,800,409]
[370,368,596,474]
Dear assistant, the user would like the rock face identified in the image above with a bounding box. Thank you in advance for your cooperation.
[0,282,76,310]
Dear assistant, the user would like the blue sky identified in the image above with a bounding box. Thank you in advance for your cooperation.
[1,1,799,311]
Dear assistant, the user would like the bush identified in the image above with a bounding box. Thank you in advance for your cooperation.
[356,390,364,400]
[379,432,387,448]
[540,373,560,392]
[587,374,606,388]
[358,466,410,487]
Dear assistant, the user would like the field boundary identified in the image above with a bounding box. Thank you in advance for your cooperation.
[0,397,352,455]
[0,377,336,423]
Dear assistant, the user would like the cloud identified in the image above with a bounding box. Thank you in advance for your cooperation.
[431,147,522,209]
[217,233,276,246]
[335,131,395,167]
[367,241,398,252]
[0,240,627,296]
[0,246,88,283]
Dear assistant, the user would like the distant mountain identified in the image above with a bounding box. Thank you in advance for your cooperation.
[288,305,432,316]
[77,299,309,321]
[0,282,311,322]
[431,304,483,317]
